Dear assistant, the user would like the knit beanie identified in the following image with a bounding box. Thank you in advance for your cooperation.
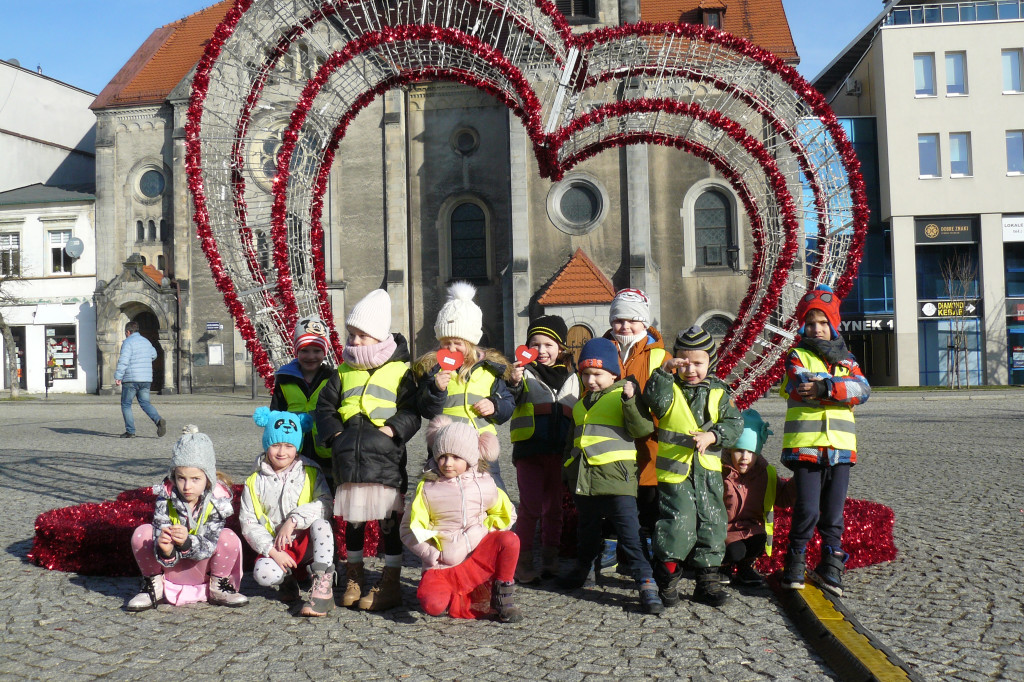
[796,284,841,338]
[674,325,719,370]
[346,288,392,342]
[609,288,651,327]
[425,415,499,470]
[577,338,622,378]
[434,281,483,344]
[293,315,330,355]
[253,406,312,452]
[527,314,568,347]
[171,425,217,489]
[732,409,772,455]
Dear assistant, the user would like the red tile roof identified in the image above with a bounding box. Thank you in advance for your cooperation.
[91,2,233,110]
[537,249,616,305]
[640,0,799,63]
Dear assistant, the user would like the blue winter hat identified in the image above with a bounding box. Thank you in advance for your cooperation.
[253,406,312,451]
[577,338,622,378]
[732,409,772,455]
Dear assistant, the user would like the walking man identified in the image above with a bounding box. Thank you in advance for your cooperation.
[114,321,167,438]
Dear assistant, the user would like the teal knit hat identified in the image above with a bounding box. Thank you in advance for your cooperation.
[732,409,771,454]
[253,407,311,451]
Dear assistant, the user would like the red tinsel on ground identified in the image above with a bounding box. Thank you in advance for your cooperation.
[29,486,380,577]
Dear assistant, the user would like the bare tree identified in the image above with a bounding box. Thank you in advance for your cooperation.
[0,273,22,398]
[940,250,977,389]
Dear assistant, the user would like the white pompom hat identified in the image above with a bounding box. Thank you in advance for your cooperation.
[433,281,483,344]
[346,288,392,342]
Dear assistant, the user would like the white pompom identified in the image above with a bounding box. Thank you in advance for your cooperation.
[182,424,200,435]
[447,281,476,302]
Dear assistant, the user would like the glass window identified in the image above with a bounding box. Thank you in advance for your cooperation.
[918,318,982,386]
[1005,242,1024,297]
[136,220,144,242]
[914,53,936,95]
[1008,130,1024,174]
[0,233,20,277]
[950,133,972,176]
[694,190,733,267]
[139,170,165,198]
[945,52,967,94]
[147,220,156,241]
[560,184,600,226]
[555,0,595,20]
[916,244,979,300]
[918,134,940,177]
[450,203,487,280]
[701,315,732,338]
[1004,49,1023,92]
[49,230,72,274]
[45,325,78,380]
[703,10,722,28]
[157,255,166,271]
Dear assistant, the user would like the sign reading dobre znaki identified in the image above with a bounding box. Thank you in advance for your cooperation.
[915,217,978,244]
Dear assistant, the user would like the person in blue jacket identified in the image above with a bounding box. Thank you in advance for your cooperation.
[114,320,166,438]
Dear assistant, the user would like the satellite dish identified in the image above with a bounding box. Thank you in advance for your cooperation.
[6,58,20,68]
[64,237,85,259]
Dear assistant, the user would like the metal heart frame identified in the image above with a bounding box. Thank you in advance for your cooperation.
[185,0,868,407]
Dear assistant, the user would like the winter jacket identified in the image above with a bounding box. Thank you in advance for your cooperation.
[271,360,336,460]
[562,379,654,497]
[114,332,157,383]
[314,334,420,493]
[238,454,333,557]
[400,468,516,570]
[604,327,667,487]
[414,348,515,432]
[721,455,796,547]
[644,369,744,451]
[508,365,579,461]
[151,478,234,568]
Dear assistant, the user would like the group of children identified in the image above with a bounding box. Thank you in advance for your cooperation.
[127,281,869,621]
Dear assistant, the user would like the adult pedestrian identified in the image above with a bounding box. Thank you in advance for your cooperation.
[114,320,166,438]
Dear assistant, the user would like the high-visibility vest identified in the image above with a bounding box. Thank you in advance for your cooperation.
[442,366,500,435]
[279,380,330,459]
[655,385,725,484]
[764,465,778,557]
[565,386,637,468]
[167,498,214,535]
[509,369,578,442]
[779,348,856,451]
[336,361,407,427]
[245,465,317,537]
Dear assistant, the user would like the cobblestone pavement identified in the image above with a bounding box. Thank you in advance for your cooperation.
[1,390,1022,680]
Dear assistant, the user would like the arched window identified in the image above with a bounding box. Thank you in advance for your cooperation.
[147,220,157,242]
[694,190,734,267]
[450,203,487,280]
[136,220,145,242]
[701,314,733,339]
[157,255,166,271]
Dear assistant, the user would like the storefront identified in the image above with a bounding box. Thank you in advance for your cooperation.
[1003,214,1024,384]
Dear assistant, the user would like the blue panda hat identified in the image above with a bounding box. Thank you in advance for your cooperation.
[253,406,312,451]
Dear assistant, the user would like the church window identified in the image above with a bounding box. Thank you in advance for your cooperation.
[694,189,734,268]
[450,203,488,280]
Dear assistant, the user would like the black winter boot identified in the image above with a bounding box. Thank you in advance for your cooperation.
[654,561,682,607]
[782,548,806,590]
[810,546,848,596]
[692,567,730,607]
[491,580,524,623]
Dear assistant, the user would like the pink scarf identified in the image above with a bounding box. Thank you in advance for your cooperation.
[342,334,397,370]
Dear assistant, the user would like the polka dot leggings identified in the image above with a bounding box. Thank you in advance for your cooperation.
[253,518,334,586]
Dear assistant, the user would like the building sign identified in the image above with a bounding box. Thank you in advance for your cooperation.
[915,217,978,244]
[919,300,980,318]
[1003,215,1024,242]
[1014,346,1024,370]
[206,321,223,331]
[838,317,894,333]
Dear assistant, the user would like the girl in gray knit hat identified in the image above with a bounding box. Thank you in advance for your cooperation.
[126,425,248,611]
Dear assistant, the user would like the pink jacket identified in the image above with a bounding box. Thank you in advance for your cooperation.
[722,455,796,547]
[400,469,515,570]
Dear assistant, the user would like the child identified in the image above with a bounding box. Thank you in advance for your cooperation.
[415,281,514,491]
[127,425,247,610]
[720,409,795,587]
[400,416,522,622]
[508,314,579,583]
[643,325,743,607]
[779,285,870,596]
[239,407,335,617]
[315,289,421,611]
[270,315,336,487]
[602,289,667,560]
[558,338,663,615]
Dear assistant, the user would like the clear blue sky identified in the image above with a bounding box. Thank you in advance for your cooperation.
[1,1,886,95]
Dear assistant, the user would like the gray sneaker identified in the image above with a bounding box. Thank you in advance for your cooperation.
[157,419,167,437]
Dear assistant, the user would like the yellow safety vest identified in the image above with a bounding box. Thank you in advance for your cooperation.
[245,465,317,537]
[565,386,637,468]
[442,365,500,436]
[509,369,578,442]
[337,361,407,427]
[779,347,856,451]
[764,465,778,557]
[655,385,725,484]
[167,498,214,535]
[279,380,330,459]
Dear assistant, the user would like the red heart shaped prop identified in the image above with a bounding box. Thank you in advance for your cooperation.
[437,349,465,371]
[187,0,867,409]
[515,345,539,365]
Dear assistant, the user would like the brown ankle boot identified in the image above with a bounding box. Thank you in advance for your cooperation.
[341,562,364,607]
[540,546,560,580]
[358,565,402,611]
[515,550,539,584]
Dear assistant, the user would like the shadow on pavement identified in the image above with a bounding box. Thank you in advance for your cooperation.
[47,427,121,437]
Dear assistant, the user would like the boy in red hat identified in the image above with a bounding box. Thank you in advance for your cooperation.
[779,285,870,596]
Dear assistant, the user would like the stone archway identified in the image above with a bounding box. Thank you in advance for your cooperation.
[131,310,164,393]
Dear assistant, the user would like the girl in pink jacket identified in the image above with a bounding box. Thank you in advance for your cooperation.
[400,416,521,621]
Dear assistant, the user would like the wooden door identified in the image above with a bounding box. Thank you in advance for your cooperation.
[565,324,593,365]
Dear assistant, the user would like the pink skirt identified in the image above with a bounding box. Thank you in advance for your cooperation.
[334,482,403,523]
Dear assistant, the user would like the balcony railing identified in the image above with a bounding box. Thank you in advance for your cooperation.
[886,1,1023,26]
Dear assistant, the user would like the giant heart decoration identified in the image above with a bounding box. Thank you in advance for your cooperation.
[186,0,868,408]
